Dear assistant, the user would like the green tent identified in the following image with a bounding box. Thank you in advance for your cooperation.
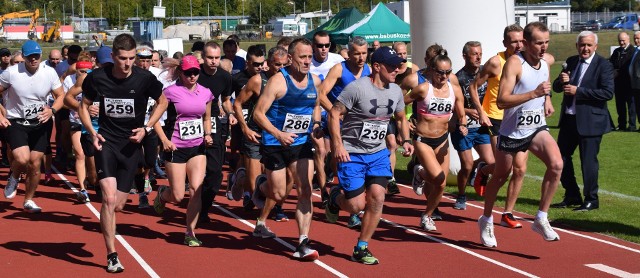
[304,7,365,40]
[333,2,410,44]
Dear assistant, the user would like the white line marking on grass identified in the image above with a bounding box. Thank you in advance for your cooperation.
[51,166,160,278]
[212,203,348,278]
[396,183,640,254]
[524,174,640,202]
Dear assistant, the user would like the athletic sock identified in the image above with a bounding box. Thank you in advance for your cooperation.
[482,215,493,222]
[107,252,118,260]
[536,210,548,220]
[299,235,308,244]
[257,219,266,226]
[356,240,368,249]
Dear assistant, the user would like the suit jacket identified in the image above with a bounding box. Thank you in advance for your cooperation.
[609,45,633,90]
[629,47,640,89]
[553,54,615,137]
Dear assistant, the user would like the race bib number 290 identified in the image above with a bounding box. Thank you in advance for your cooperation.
[104,98,135,118]
[517,108,543,129]
[282,113,311,133]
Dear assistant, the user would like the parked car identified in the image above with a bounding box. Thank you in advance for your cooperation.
[583,19,603,31]
[604,16,624,29]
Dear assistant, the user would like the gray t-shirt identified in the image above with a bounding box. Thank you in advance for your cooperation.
[337,77,404,154]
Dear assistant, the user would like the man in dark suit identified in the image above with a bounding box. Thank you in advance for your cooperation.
[628,31,640,118]
[610,32,636,131]
[552,31,614,211]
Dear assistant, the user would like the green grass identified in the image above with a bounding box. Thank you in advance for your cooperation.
[395,62,640,244]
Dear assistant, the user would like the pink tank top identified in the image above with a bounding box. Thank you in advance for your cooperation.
[417,80,455,118]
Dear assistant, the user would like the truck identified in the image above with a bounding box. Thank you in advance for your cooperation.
[267,17,307,37]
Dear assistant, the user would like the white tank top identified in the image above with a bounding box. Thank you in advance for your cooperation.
[500,53,548,139]
[417,79,455,118]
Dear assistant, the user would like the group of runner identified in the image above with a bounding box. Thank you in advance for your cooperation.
[0,21,565,272]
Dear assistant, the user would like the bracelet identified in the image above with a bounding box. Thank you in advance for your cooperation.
[402,139,412,145]
[313,120,322,127]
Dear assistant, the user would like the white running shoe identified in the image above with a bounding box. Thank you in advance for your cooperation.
[478,216,497,247]
[420,214,437,231]
[4,174,19,199]
[532,217,560,241]
[23,200,42,213]
[412,165,425,196]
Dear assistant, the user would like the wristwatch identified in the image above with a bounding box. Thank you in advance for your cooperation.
[402,139,412,145]
[51,107,57,114]
[144,126,153,134]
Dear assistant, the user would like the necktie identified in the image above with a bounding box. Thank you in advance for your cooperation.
[571,59,584,86]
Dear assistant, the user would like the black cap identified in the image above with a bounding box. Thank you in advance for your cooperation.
[371,46,406,67]
[0,48,10,57]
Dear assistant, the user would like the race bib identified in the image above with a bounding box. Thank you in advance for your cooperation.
[179,118,204,140]
[467,116,481,129]
[104,98,135,118]
[517,108,543,129]
[359,121,388,144]
[242,108,249,122]
[210,117,217,134]
[23,103,45,119]
[428,97,453,115]
[282,113,311,133]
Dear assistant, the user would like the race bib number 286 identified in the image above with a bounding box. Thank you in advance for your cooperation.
[104,98,135,118]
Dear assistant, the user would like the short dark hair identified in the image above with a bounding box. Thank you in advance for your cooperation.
[288,37,312,56]
[223,39,237,49]
[247,45,265,58]
[313,31,329,42]
[503,24,524,41]
[204,41,221,51]
[68,45,83,55]
[523,21,549,41]
[112,34,137,54]
[227,34,240,44]
[277,37,293,48]
[191,41,205,52]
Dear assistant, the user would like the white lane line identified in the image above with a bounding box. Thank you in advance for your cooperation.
[51,166,160,278]
[524,174,640,202]
[309,192,538,277]
[212,203,348,278]
[585,264,640,277]
[396,183,640,254]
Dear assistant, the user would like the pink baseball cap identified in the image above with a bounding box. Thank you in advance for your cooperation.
[181,55,200,71]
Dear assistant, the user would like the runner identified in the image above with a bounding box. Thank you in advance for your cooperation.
[153,55,214,247]
[0,40,65,213]
[477,22,561,247]
[405,50,468,231]
[318,36,370,228]
[198,41,234,223]
[251,38,322,261]
[325,46,413,264]
[78,34,167,272]
[233,46,290,221]
[452,41,493,210]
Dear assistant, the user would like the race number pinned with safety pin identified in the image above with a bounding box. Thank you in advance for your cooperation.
[242,109,249,122]
[359,121,388,144]
[23,103,45,119]
[104,98,135,118]
[467,116,481,129]
[179,118,204,140]
[283,113,312,133]
[517,108,543,129]
[210,117,217,134]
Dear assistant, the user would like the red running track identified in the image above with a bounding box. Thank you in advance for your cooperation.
[1,164,640,277]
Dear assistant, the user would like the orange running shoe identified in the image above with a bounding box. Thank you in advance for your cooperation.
[473,161,488,196]
[500,213,523,229]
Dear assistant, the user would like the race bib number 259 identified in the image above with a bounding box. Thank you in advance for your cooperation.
[104,98,135,118]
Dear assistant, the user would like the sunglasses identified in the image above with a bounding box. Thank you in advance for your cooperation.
[434,69,452,75]
[183,69,200,77]
[251,61,265,67]
[315,43,331,49]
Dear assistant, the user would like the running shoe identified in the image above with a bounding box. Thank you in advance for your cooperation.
[473,161,488,196]
[453,195,467,210]
[106,253,124,273]
[4,174,19,199]
[252,174,267,209]
[412,164,425,196]
[478,216,497,247]
[138,194,150,209]
[431,208,443,220]
[44,173,53,184]
[325,186,341,223]
[293,238,319,261]
[154,162,167,179]
[387,177,400,195]
[532,217,560,241]
[420,214,437,231]
[252,223,276,238]
[231,167,245,201]
[500,213,523,229]
[77,189,90,203]
[313,182,320,191]
[184,235,203,247]
[225,172,235,200]
[243,194,255,211]
[347,214,362,229]
[153,186,167,215]
[321,189,330,209]
[351,245,379,265]
[23,199,42,213]
[273,205,289,222]
[144,179,152,194]
[468,163,478,187]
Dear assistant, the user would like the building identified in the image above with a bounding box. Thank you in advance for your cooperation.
[165,16,250,32]
[515,0,572,32]
[386,1,410,24]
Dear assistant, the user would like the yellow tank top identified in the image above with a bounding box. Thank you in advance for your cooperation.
[482,51,506,120]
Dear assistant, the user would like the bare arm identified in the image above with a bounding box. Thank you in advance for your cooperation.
[329,102,350,162]
[253,73,298,146]
[404,82,427,105]
[234,75,259,132]
[453,82,469,136]
[318,63,343,111]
